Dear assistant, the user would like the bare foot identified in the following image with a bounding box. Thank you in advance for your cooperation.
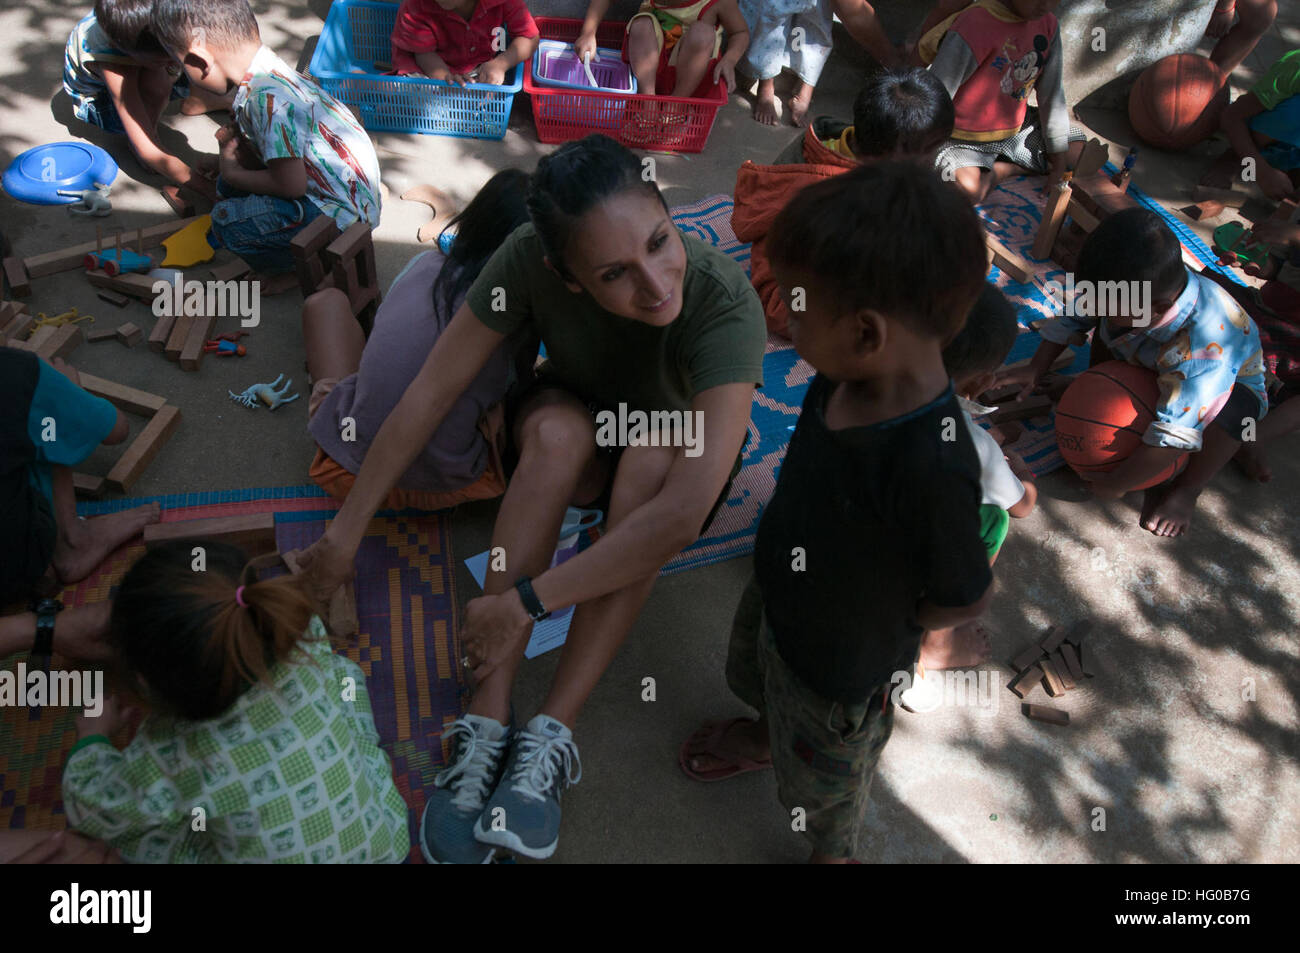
[753,80,779,126]
[1233,441,1272,482]
[918,621,993,670]
[52,503,161,583]
[787,83,813,128]
[1140,483,1197,537]
[681,718,771,777]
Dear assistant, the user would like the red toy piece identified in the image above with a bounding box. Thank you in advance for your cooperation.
[203,338,246,357]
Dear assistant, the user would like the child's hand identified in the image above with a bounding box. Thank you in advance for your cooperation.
[992,365,1042,403]
[195,154,219,179]
[477,58,508,86]
[713,59,737,93]
[1003,448,1032,479]
[1250,219,1300,248]
[75,694,134,740]
[574,31,598,63]
[1258,165,1297,202]
[461,590,532,682]
[51,603,112,662]
[448,71,475,87]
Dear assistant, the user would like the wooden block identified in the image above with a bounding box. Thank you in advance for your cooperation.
[1039,656,1067,697]
[209,259,251,282]
[77,373,167,416]
[327,581,359,638]
[3,257,31,297]
[28,325,82,362]
[1008,665,1043,699]
[116,322,143,347]
[1073,138,1109,178]
[985,233,1034,284]
[86,327,119,343]
[1063,618,1092,648]
[148,313,177,352]
[24,325,57,352]
[1022,703,1069,726]
[1192,184,1248,207]
[24,217,200,278]
[290,216,339,262]
[106,404,180,492]
[72,473,105,498]
[2,310,35,342]
[1009,642,1046,673]
[165,315,195,362]
[143,512,277,555]
[1032,179,1073,259]
[96,290,131,308]
[1053,650,1077,691]
[1065,199,1101,234]
[1077,642,1094,678]
[1071,172,1137,220]
[1058,643,1085,682]
[0,301,29,326]
[85,270,160,301]
[985,394,1053,425]
[1041,624,1066,653]
[178,314,218,370]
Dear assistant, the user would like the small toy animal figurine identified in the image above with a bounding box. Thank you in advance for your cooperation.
[58,182,113,217]
[229,374,300,410]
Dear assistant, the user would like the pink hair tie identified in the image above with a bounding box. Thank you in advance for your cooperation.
[235,586,249,608]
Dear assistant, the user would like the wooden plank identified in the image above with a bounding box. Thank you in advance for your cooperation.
[86,327,119,343]
[2,310,35,342]
[1008,665,1043,699]
[209,259,251,282]
[106,404,181,493]
[78,373,167,417]
[24,325,57,352]
[1072,172,1137,220]
[116,322,143,347]
[1022,703,1069,726]
[148,312,177,352]
[1009,642,1046,673]
[1033,178,1073,259]
[1041,624,1066,653]
[165,315,194,362]
[3,257,31,297]
[1073,138,1110,178]
[1039,656,1067,697]
[143,512,277,555]
[97,290,131,308]
[1059,643,1085,682]
[985,233,1034,284]
[985,394,1053,425]
[1066,199,1101,234]
[84,270,160,301]
[23,217,200,278]
[179,314,218,371]
[72,473,105,498]
[1053,649,1077,691]
[1192,184,1248,207]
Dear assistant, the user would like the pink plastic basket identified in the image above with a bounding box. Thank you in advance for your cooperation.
[524,18,727,154]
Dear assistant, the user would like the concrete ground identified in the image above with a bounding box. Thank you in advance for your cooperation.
[2,2,1298,863]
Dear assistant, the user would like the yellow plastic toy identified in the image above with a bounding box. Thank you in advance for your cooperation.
[33,308,94,330]
[161,214,215,267]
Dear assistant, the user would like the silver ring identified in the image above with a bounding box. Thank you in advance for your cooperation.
[462,655,471,669]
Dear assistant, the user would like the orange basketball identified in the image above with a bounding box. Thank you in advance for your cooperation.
[1128,53,1229,150]
[1055,362,1188,490]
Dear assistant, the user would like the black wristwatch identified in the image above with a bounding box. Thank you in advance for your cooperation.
[32,597,63,669]
[514,576,550,622]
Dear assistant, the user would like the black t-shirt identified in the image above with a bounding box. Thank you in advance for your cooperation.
[753,373,993,704]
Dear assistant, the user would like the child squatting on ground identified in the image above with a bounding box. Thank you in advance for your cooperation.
[149,0,382,277]
[63,0,226,202]
[920,0,1086,204]
[61,541,409,863]
[680,162,994,862]
[1002,208,1270,538]
[904,283,1038,708]
[390,0,540,87]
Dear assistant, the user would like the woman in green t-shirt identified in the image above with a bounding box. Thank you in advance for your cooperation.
[300,135,766,862]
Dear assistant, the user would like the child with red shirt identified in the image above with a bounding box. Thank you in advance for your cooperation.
[391,0,539,86]
[919,0,1085,203]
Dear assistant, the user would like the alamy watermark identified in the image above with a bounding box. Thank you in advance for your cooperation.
[1043,273,1152,327]
[0,664,103,714]
[153,275,260,327]
[890,668,1002,713]
[594,403,704,457]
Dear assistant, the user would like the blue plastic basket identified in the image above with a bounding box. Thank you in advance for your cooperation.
[308,0,522,140]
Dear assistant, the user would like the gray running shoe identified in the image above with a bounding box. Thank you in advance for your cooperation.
[473,714,581,859]
[420,714,509,864]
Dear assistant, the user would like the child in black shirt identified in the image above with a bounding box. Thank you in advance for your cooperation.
[680,162,994,862]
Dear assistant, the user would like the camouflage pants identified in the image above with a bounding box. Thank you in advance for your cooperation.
[726,574,896,860]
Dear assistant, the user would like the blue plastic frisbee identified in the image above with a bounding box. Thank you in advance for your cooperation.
[2,142,119,205]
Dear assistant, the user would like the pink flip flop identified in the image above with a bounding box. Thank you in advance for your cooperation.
[678,717,773,782]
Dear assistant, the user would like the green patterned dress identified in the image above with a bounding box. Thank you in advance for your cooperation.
[62,618,408,863]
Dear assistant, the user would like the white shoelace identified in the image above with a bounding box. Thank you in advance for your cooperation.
[435,719,508,812]
[509,730,582,803]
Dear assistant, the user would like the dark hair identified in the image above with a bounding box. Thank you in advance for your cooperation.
[150,0,259,56]
[109,541,316,721]
[767,161,988,340]
[526,134,667,282]
[943,282,1020,382]
[852,67,954,159]
[434,169,531,323]
[95,0,164,54]
[1077,208,1186,302]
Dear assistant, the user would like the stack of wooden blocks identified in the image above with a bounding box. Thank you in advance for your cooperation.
[1032,140,1138,272]
[289,218,381,329]
[1006,620,1094,726]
